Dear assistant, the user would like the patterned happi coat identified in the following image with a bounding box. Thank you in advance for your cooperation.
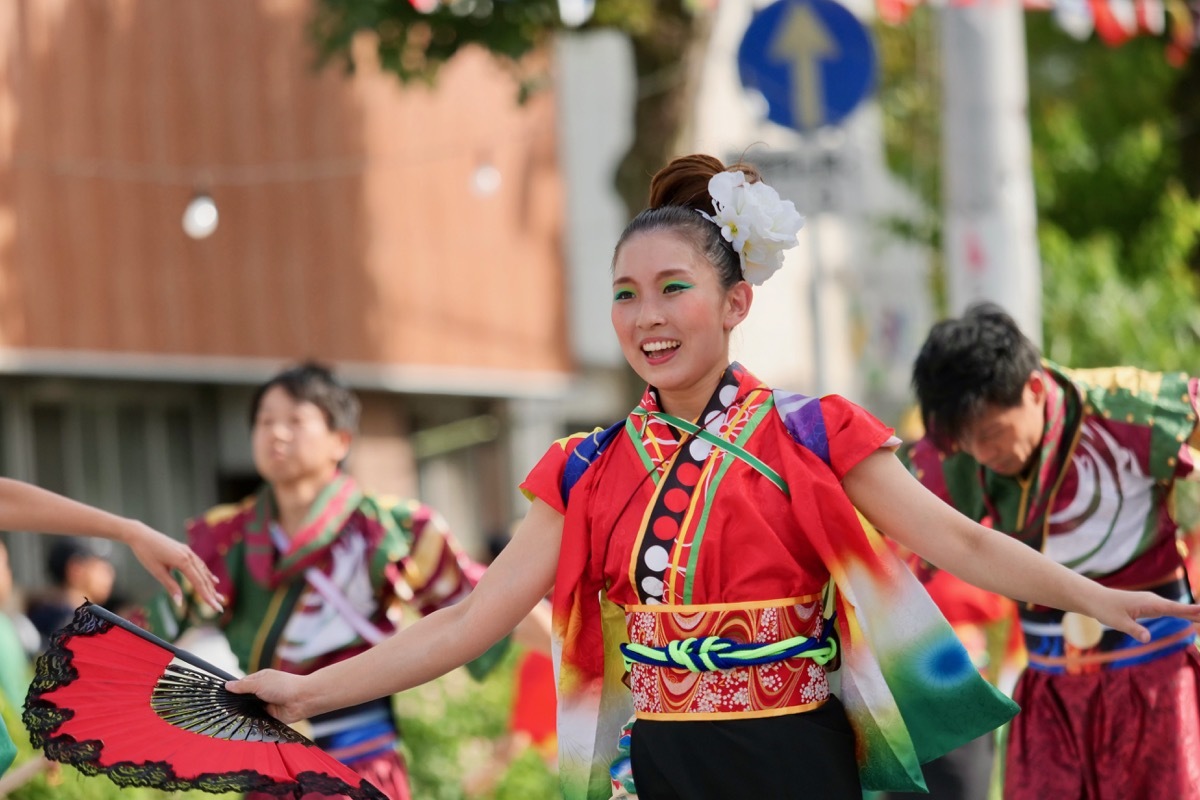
[522,363,1017,799]
[906,362,1200,667]
[141,473,494,678]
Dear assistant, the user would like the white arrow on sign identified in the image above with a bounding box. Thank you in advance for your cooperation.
[768,2,839,131]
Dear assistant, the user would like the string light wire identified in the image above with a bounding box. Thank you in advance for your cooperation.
[7,122,551,188]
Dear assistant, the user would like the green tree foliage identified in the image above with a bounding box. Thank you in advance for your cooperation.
[876,10,942,215]
[308,0,709,217]
[878,11,1200,370]
[311,0,657,83]
[394,648,557,800]
[1025,16,1200,369]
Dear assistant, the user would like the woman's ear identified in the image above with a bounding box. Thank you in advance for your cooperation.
[723,282,753,331]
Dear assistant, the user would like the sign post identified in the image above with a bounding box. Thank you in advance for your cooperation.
[737,0,876,392]
[940,5,1042,342]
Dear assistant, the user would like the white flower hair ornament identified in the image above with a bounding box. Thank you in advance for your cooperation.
[698,170,805,286]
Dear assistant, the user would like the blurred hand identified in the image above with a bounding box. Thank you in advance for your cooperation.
[1091,588,1200,643]
[123,521,225,613]
[225,670,309,724]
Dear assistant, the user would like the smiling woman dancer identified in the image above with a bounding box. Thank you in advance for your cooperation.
[229,154,1200,800]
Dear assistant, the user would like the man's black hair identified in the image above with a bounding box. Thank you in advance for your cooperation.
[249,362,361,433]
[911,302,1041,449]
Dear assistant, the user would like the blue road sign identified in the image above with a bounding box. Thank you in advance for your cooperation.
[737,0,877,132]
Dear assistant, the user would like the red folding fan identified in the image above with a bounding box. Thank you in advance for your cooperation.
[23,603,385,799]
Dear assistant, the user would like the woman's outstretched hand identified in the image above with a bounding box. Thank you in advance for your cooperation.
[225,670,309,724]
[1092,588,1200,643]
[123,520,225,614]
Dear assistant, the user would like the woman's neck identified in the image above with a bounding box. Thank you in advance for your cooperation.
[657,364,728,422]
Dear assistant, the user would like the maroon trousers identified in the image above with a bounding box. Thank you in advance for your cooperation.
[1004,647,1200,800]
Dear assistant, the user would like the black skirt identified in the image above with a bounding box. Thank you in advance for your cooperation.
[629,696,862,800]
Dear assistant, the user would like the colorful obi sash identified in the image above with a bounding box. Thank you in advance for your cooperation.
[1022,573,1197,674]
[310,698,399,765]
[622,596,834,720]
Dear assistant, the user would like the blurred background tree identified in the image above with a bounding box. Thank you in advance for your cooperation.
[394,648,558,800]
[309,0,712,218]
[878,10,1200,371]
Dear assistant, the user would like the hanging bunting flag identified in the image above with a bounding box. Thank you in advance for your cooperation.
[1091,0,1138,44]
[875,0,1196,64]
[1054,0,1097,38]
[878,0,921,24]
[1136,0,1167,33]
[1165,0,1197,64]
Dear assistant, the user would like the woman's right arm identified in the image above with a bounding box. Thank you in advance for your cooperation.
[226,498,564,722]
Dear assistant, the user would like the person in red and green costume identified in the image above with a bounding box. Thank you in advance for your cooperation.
[905,302,1200,799]
[138,363,509,800]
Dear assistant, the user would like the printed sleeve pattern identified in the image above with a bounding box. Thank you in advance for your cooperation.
[1177,377,1200,480]
[819,395,898,480]
[387,503,478,618]
[519,430,601,514]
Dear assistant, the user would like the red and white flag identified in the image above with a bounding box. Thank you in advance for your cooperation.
[1135,0,1166,33]
[1090,0,1138,44]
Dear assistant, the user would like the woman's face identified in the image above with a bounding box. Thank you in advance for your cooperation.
[611,230,750,409]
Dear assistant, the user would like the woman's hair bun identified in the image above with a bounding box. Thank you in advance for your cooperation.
[647,154,764,214]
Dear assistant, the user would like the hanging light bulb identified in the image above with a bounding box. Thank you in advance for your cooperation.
[182,192,219,240]
[470,162,502,196]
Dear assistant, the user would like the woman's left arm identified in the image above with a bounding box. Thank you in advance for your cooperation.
[843,450,1200,642]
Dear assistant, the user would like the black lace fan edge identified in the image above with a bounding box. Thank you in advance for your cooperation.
[33,737,386,798]
[21,605,387,799]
